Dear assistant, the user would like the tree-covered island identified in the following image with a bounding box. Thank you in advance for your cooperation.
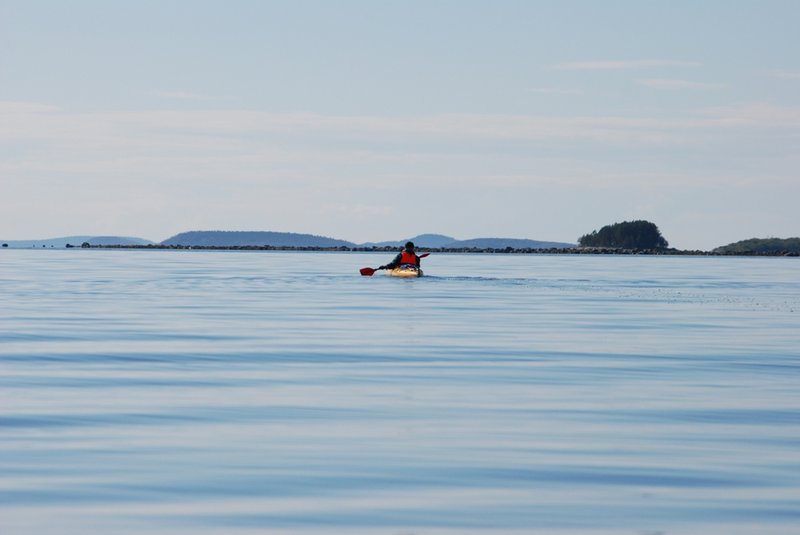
[578,220,669,250]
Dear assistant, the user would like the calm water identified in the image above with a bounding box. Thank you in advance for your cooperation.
[1,250,799,535]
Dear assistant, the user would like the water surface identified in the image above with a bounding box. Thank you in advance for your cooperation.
[2,250,799,534]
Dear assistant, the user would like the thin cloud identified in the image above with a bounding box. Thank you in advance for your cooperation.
[149,90,231,101]
[773,70,800,80]
[0,100,60,113]
[637,78,726,90]
[699,103,800,128]
[554,59,701,70]
[4,101,799,160]
[528,87,583,95]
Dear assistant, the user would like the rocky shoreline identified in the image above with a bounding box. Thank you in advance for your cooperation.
[80,244,799,256]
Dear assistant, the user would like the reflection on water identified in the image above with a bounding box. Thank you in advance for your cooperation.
[2,251,799,534]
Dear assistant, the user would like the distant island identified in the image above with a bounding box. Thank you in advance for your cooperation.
[0,231,574,250]
[0,236,153,249]
[712,237,800,255]
[159,231,577,250]
[358,233,575,250]
[2,229,798,256]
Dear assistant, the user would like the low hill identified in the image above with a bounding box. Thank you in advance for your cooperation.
[360,234,574,249]
[161,230,354,248]
[713,237,800,254]
[360,234,458,248]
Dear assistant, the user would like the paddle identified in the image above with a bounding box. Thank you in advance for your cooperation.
[360,253,430,276]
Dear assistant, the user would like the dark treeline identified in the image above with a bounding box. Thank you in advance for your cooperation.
[578,220,669,249]
[84,243,797,256]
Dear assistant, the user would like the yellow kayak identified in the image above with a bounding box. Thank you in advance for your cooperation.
[387,265,423,278]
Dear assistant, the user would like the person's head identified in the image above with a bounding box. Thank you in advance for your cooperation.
[404,241,415,252]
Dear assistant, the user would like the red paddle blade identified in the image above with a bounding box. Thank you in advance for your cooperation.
[419,252,430,258]
[360,267,376,276]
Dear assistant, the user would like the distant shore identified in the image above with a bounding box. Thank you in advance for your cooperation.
[67,244,799,256]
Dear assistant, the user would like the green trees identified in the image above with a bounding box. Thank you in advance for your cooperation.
[578,220,669,249]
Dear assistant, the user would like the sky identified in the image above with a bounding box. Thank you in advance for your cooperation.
[1,0,798,250]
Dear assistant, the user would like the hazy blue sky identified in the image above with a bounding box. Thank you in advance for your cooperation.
[2,0,798,249]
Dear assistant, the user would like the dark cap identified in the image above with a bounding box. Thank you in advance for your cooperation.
[404,241,415,250]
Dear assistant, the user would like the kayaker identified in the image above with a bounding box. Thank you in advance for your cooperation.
[379,241,421,270]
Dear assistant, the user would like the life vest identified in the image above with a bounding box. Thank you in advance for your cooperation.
[400,251,418,265]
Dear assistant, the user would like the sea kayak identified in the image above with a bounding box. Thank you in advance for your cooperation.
[387,265,423,278]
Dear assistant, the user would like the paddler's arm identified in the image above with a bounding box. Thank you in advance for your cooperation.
[380,253,403,270]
